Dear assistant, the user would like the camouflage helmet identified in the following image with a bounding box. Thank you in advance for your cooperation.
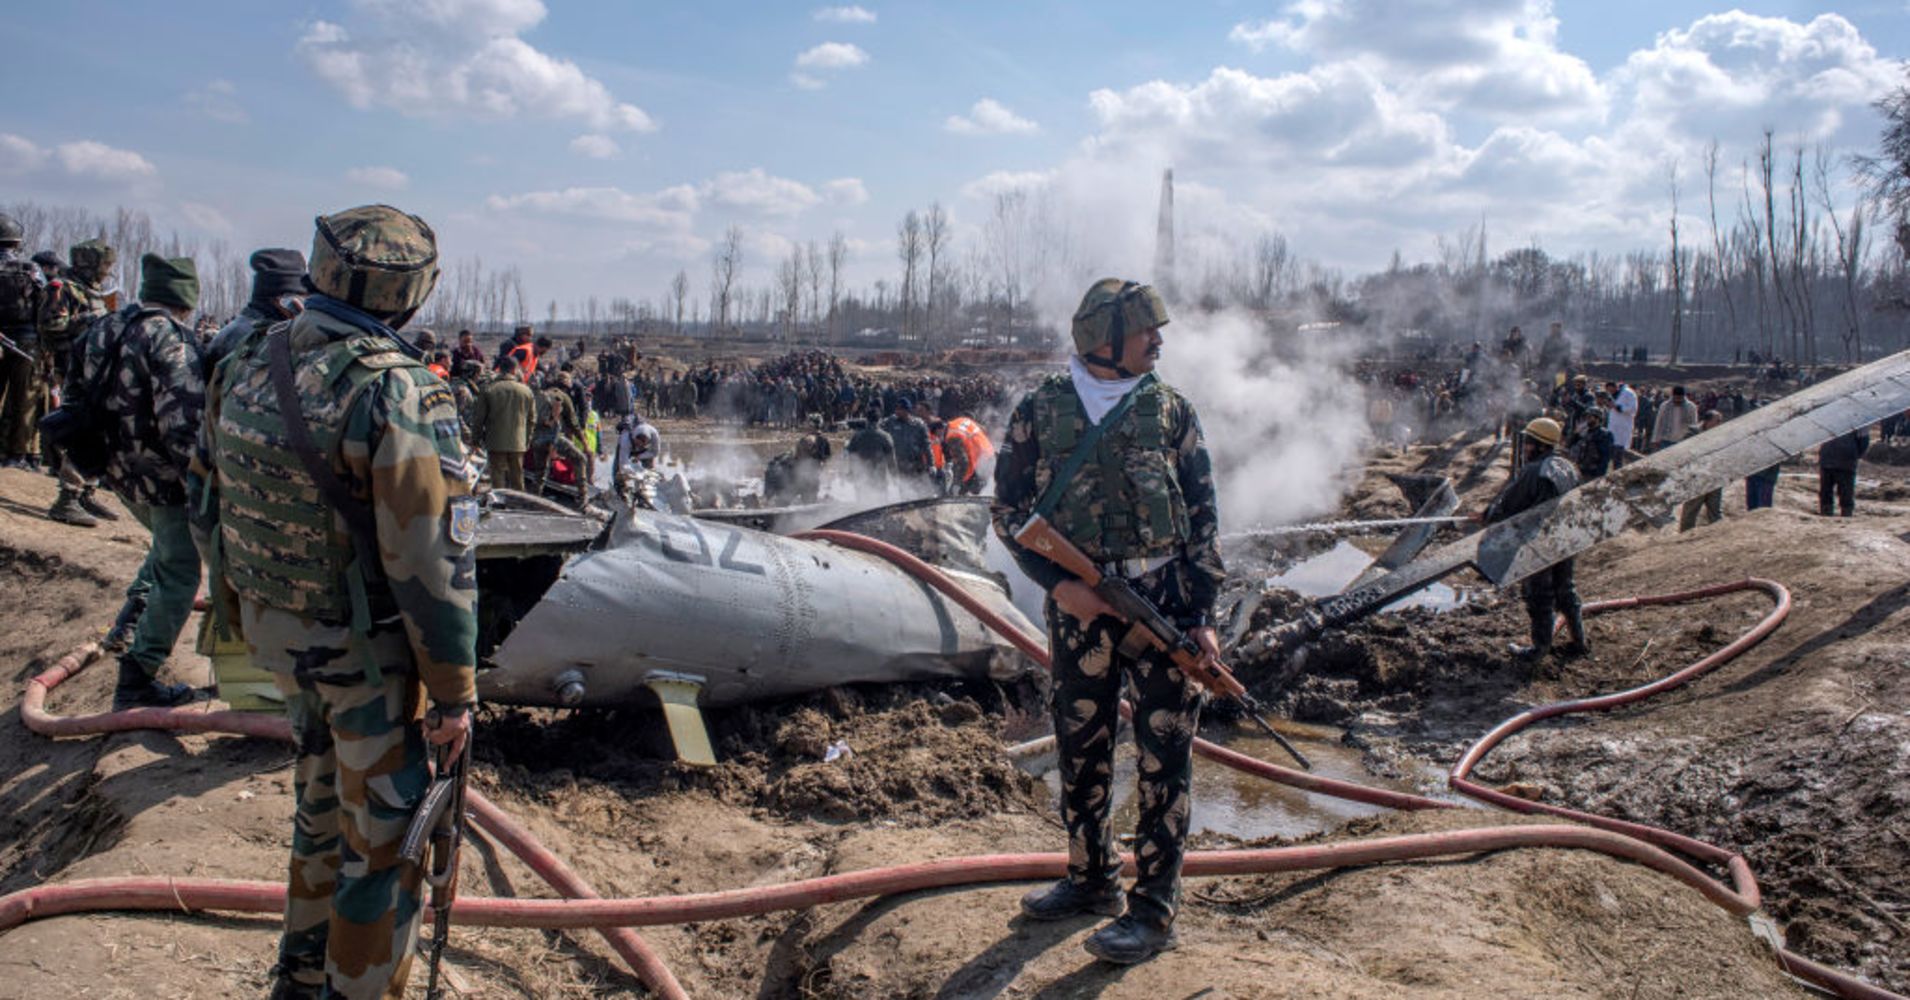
[0,213,21,245]
[308,204,438,316]
[1070,278,1168,358]
[69,239,116,278]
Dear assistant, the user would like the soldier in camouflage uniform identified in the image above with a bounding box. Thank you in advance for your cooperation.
[202,248,308,378]
[198,205,476,1000]
[531,368,593,492]
[36,239,124,525]
[0,214,46,469]
[63,253,210,708]
[993,278,1224,965]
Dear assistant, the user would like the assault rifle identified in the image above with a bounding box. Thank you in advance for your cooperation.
[1014,515,1312,770]
[0,332,32,363]
[401,715,471,999]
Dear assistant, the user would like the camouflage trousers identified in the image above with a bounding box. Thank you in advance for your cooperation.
[1047,568,1203,930]
[271,668,430,999]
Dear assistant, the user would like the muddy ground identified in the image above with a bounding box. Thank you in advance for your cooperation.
[0,413,1904,997]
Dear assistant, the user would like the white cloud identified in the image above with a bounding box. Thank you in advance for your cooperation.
[55,141,158,181]
[569,133,622,159]
[487,184,699,228]
[1232,0,1606,121]
[823,177,870,206]
[702,168,820,217]
[297,0,655,132]
[960,169,1054,201]
[0,134,50,175]
[186,79,249,125]
[1614,12,1898,149]
[794,42,869,70]
[790,73,826,91]
[945,98,1040,136]
[813,5,876,23]
[345,165,410,190]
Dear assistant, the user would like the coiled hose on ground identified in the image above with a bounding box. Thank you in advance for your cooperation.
[2,529,1899,1000]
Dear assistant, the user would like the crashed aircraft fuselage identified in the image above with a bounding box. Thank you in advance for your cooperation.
[476,498,1036,722]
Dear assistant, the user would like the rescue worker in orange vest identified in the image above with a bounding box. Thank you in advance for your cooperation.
[926,417,950,493]
[941,414,996,495]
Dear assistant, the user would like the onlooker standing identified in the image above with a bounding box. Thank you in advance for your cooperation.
[1604,380,1637,467]
[1677,411,1726,531]
[1571,407,1613,479]
[1651,385,1699,453]
[471,353,536,490]
[1817,427,1870,517]
[1744,463,1780,511]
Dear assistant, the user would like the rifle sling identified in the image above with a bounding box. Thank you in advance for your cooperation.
[266,328,390,681]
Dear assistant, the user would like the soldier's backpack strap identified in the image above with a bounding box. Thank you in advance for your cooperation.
[266,327,390,683]
[1030,373,1157,523]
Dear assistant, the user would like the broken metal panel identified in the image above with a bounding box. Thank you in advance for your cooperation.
[480,503,1037,709]
[1246,350,1910,658]
[817,497,1003,584]
[1350,475,1458,590]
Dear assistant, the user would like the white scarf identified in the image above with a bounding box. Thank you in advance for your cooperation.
[1068,354,1142,426]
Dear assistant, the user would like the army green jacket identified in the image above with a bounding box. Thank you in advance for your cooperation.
[68,304,205,507]
[470,374,536,453]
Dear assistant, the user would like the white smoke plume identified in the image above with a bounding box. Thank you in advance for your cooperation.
[1154,310,1371,532]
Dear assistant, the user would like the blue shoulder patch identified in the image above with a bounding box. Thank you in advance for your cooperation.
[448,496,480,546]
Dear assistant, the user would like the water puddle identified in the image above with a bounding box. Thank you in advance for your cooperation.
[1023,723,1454,841]
[1267,540,1468,612]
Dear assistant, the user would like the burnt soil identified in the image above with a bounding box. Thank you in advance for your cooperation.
[0,417,1902,997]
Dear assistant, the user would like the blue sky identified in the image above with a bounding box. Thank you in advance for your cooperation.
[1,1,1903,315]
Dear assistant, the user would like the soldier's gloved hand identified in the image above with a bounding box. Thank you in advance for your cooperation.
[1052,579,1119,625]
[423,705,472,763]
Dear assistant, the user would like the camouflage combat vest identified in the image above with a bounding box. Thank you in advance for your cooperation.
[37,276,109,350]
[1030,374,1190,563]
[0,253,38,332]
[212,329,421,621]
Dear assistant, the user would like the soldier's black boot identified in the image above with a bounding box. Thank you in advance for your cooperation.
[1562,605,1591,657]
[112,655,200,711]
[266,965,323,1000]
[47,488,99,528]
[77,486,119,521]
[1083,914,1179,964]
[1019,879,1124,921]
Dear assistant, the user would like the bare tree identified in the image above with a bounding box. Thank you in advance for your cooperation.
[778,245,803,340]
[1813,148,1868,360]
[669,268,689,335]
[923,202,949,346]
[826,231,847,344]
[897,210,923,346]
[1667,162,1685,362]
[711,225,743,336]
[803,239,823,336]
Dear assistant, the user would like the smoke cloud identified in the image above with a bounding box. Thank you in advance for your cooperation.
[1155,311,1371,531]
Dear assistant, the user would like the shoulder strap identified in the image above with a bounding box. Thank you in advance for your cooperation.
[1030,373,1156,521]
[267,328,383,567]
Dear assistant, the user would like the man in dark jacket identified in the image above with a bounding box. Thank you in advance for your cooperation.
[1483,417,1586,661]
[1817,427,1870,517]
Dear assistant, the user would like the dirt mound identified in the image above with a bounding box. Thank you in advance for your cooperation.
[481,682,1046,826]
[1236,491,1910,992]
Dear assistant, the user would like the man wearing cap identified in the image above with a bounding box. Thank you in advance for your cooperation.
[471,353,536,490]
[880,395,933,484]
[198,205,476,999]
[992,277,1225,965]
[0,213,46,471]
[65,253,209,707]
[845,404,896,492]
[37,239,127,526]
[1483,416,1587,661]
[204,249,308,379]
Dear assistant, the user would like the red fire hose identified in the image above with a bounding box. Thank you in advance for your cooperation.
[7,536,1902,999]
[20,644,689,1000]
